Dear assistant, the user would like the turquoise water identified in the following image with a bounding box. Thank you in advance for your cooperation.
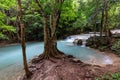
[0,41,112,80]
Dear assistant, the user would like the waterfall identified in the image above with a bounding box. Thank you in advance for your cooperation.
[65,33,105,47]
[81,39,86,47]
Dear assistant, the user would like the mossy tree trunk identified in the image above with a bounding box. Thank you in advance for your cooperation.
[104,0,109,37]
[93,0,98,45]
[17,0,32,78]
[104,0,110,42]
[35,0,64,59]
[100,8,104,37]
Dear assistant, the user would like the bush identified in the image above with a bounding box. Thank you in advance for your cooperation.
[86,36,110,48]
[111,39,120,56]
[98,46,107,52]
[95,72,120,80]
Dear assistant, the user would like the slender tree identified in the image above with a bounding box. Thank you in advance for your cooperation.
[35,0,65,59]
[17,0,32,78]
[93,0,99,43]
[100,7,104,37]
[104,0,109,38]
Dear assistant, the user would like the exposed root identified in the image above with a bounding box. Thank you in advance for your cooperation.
[49,58,57,63]
[31,49,65,64]
[38,54,44,60]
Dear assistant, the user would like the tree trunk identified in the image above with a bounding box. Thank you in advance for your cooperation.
[104,0,110,42]
[17,0,32,78]
[35,0,64,59]
[42,16,63,59]
[93,0,98,43]
[100,9,104,37]
[104,0,109,37]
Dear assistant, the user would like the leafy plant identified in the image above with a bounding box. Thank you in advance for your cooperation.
[98,46,107,51]
[95,73,120,80]
[111,73,120,79]
[111,39,120,56]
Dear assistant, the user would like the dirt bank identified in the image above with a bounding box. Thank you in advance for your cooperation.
[20,53,120,80]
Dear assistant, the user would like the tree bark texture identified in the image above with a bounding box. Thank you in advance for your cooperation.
[35,0,64,59]
[17,0,32,78]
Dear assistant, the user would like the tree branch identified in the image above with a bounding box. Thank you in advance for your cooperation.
[35,0,46,17]
[55,0,65,26]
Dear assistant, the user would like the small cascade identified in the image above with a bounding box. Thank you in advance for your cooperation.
[65,33,104,47]
[81,39,86,47]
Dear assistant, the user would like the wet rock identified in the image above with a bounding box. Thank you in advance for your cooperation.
[31,57,40,63]
[73,39,82,45]
[72,58,82,63]
[29,64,36,68]
[67,55,74,58]
[30,68,37,72]
[85,72,93,78]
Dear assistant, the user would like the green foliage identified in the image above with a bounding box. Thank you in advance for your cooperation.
[0,0,120,41]
[111,72,120,79]
[95,72,120,80]
[0,12,5,22]
[0,25,16,40]
[0,33,9,40]
[1,25,16,32]
[111,39,120,56]
[98,46,107,51]
[108,1,120,29]
[0,0,16,40]
[22,0,44,41]
[0,0,16,10]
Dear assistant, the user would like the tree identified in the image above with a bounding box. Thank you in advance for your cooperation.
[93,0,99,41]
[35,0,65,59]
[17,0,32,78]
[104,0,109,37]
[100,5,104,37]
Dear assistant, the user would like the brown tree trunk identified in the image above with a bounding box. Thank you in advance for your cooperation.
[17,0,32,78]
[35,0,64,59]
[42,16,63,59]
[104,0,110,42]
[93,0,98,44]
[104,0,109,37]
[100,9,104,37]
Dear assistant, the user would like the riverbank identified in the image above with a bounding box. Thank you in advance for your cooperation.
[0,42,19,47]
[21,51,120,80]
[90,48,120,71]
[0,41,40,47]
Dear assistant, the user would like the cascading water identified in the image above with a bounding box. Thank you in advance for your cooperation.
[65,33,113,65]
[65,32,105,47]
[81,39,86,47]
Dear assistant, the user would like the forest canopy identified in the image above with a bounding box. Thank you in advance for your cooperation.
[0,0,120,41]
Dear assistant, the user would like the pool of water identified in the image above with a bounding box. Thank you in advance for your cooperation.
[0,41,112,80]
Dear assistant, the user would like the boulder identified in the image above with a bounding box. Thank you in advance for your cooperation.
[73,39,82,45]
[110,29,120,37]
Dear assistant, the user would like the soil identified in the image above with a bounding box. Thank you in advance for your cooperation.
[0,41,19,47]
[20,52,120,80]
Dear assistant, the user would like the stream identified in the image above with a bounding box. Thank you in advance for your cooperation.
[0,34,112,80]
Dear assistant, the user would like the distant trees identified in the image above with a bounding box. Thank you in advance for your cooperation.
[0,0,120,41]
[0,0,16,40]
